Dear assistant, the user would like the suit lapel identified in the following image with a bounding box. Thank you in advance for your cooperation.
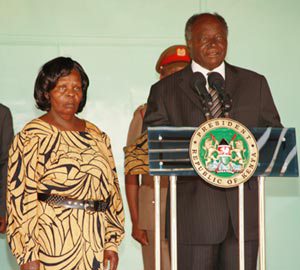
[225,62,240,118]
[178,65,206,114]
[177,63,239,118]
[225,62,239,98]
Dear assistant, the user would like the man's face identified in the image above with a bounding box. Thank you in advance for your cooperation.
[188,15,227,70]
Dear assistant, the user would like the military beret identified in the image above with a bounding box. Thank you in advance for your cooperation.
[155,45,191,73]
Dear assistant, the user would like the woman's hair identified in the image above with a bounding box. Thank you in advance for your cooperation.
[34,56,89,113]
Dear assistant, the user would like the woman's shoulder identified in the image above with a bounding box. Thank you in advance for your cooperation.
[20,118,55,137]
[11,119,53,148]
[85,120,109,140]
[85,120,113,147]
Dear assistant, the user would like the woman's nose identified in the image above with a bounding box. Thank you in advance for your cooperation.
[66,88,75,96]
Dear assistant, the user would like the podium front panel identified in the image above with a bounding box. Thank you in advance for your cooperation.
[148,127,298,177]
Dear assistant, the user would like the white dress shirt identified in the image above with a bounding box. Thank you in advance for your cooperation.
[191,60,225,90]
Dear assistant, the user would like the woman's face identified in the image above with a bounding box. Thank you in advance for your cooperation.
[47,69,83,117]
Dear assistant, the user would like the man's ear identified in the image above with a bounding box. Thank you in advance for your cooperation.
[186,40,192,55]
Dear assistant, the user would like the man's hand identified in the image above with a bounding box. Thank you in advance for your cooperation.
[20,260,40,270]
[103,250,118,270]
[132,224,149,246]
[0,216,6,233]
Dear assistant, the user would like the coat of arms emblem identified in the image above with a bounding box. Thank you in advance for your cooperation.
[190,118,259,188]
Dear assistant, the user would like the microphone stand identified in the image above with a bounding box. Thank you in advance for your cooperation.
[198,96,212,120]
[221,93,232,118]
[219,93,245,270]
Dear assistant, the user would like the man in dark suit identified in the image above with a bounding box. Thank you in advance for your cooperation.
[0,103,14,233]
[143,13,282,270]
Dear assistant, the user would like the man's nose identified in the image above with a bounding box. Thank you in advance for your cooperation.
[208,39,217,47]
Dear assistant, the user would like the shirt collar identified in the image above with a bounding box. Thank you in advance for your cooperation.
[191,60,225,80]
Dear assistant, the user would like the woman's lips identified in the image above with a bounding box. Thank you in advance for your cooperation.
[65,103,76,108]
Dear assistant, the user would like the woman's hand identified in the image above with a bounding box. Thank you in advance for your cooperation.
[103,250,118,270]
[20,260,40,270]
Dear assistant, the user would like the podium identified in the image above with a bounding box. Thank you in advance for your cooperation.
[147,126,299,270]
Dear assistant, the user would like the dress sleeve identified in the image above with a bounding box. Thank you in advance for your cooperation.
[6,131,40,265]
[124,132,149,175]
[102,134,125,252]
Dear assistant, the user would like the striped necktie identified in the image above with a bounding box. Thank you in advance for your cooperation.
[208,87,222,118]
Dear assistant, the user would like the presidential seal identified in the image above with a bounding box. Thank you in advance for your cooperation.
[189,118,259,188]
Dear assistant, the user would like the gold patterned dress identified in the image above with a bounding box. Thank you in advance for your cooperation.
[6,118,125,270]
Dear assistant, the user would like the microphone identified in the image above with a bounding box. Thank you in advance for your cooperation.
[207,72,232,116]
[190,72,212,107]
[190,72,212,119]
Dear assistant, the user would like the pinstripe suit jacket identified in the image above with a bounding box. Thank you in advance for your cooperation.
[0,104,14,218]
[143,63,282,244]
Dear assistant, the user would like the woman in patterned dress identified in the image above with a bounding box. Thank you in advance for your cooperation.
[6,57,125,270]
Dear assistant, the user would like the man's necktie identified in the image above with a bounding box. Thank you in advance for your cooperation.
[208,87,222,118]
